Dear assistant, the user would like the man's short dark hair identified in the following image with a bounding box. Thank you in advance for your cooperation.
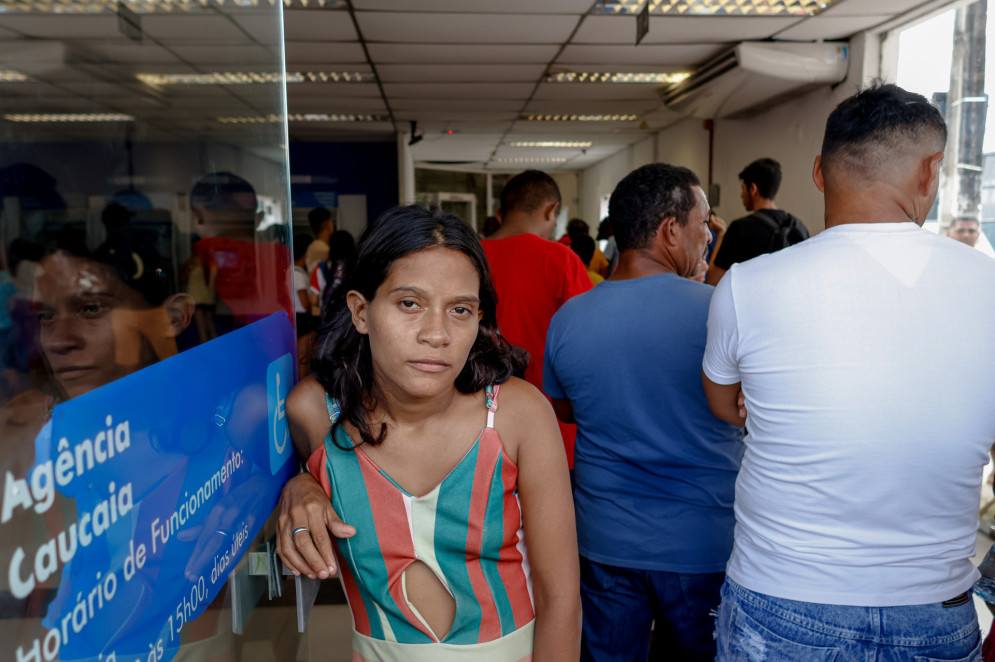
[293,233,310,261]
[952,216,979,226]
[308,207,333,234]
[570,234,596,267]
[822,82,947,179]
[190,171,257,211]
[608,163,701,252]
[566,218,589,237]
[739,158,782,200]
[499,170,560,217]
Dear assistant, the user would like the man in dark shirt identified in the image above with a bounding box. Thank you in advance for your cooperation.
[707,157,808,285]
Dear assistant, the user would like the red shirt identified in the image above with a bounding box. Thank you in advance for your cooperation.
[194,237,293,326]
[482,234,592,466]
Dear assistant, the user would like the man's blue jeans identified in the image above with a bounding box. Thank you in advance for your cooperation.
[579,556,723,662]
[715,577,982,661]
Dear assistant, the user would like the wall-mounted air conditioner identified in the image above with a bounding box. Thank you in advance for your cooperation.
[661,42,849,119]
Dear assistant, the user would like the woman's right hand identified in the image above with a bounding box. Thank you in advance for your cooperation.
[275,472,355,580]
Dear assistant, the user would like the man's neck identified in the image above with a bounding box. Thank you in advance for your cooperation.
[488,213,548,240]
[752,198,778,212]
[610,250,680,281]
[823,184,924,229]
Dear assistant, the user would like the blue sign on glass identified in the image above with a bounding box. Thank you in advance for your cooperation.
[4,313,297,662]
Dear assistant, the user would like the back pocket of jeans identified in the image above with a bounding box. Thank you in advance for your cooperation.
[727,603,841,662]
[913,633,982,662]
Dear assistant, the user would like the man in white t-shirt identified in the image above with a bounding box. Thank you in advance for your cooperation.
[703,83,995,660]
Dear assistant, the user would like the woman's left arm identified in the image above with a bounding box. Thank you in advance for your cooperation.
[503,379,581,662]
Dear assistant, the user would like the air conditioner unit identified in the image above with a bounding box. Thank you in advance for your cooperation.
[661,42,849,119]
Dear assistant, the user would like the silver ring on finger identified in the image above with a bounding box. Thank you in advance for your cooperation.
[291,526,309,537]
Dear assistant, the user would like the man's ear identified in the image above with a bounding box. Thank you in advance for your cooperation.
[812,155,825,193]
[920,151,944,197]
[655,215,680,249]
[544,202,560,223]
[347,290,370,334]
[163,293,195,337]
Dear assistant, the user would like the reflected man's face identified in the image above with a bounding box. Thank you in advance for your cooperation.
[947,220,980,247]
[34,252,162,399]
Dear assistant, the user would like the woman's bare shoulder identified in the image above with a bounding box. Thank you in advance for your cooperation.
[286,376,331,430]
[492,377,557,450]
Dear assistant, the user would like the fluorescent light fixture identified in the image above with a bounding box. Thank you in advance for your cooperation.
[546,72,689,84]
[0,0,345,13]
[217,113,385,123]
[0,71,28,82]
[4,113,134,122]
[594,0,839,15]
[507,141,594,148]
[521,114,638,122]
[494,158,569,163]
[137,71,372,86]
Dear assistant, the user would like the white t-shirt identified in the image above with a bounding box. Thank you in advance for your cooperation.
[703,222,995,606]
[293,265,308,314]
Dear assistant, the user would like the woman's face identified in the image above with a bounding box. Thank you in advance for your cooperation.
[34,252,162,399]
[348,246,483,403]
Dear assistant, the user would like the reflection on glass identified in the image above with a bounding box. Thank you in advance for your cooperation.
[0,0,299,658]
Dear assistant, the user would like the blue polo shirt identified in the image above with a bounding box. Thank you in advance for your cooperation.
[544,273,743,572]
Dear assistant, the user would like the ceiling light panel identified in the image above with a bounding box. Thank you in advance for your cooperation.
[494,157,569,163]
[4,113,134,122]
[136,71,372,86]
[0,0,345,13]
[217,113,386,123]
[0,71,28,82]
[546,72,689,84]
[522,114,638,122]
[507,141,594,147]
[593,0,841,16]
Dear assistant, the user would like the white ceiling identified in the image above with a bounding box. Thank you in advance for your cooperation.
[0,0,937,170]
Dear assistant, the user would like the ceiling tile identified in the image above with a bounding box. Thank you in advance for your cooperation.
[776,15,889,40]
[287,97,388,112]
[573,15,799,44]
[0,15,122,39]
[141,15,251,43]
[78,44,183,65]
[557,44,725,65]
[383,82,535,99]
[367,43,559,64]
[532,82,663,100]
[231,15,283,45]
[377,64,546,83]
[394,110,517,122]
[392,99,523,111]
[353,0,592,12]
[524,99,659,115]
[287,82,382,98]
[284,42,368,64]
[355,12,577,43]
[283,10,358,41]
[820,0,923,16]
[170,45,280,66]
[414,120,514,134]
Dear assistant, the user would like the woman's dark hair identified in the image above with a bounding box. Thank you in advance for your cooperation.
[311,205,527,449]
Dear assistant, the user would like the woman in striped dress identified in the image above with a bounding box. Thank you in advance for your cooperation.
[276,206,580,662]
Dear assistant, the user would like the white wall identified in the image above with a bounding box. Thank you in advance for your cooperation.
[578,135,656,225]
[579,31,882,235]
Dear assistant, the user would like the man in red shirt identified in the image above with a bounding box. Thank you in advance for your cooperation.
[190,172,294,333]
[483,170,592,467]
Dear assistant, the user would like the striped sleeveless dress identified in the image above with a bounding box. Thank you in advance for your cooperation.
[306,384,535,662]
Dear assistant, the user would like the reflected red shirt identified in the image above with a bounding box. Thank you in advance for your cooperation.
[194,237,293,325]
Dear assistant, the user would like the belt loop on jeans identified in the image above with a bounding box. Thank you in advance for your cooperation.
[941,591,971,607]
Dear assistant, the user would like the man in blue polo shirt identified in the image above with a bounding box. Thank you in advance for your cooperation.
[544,163,743,662]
